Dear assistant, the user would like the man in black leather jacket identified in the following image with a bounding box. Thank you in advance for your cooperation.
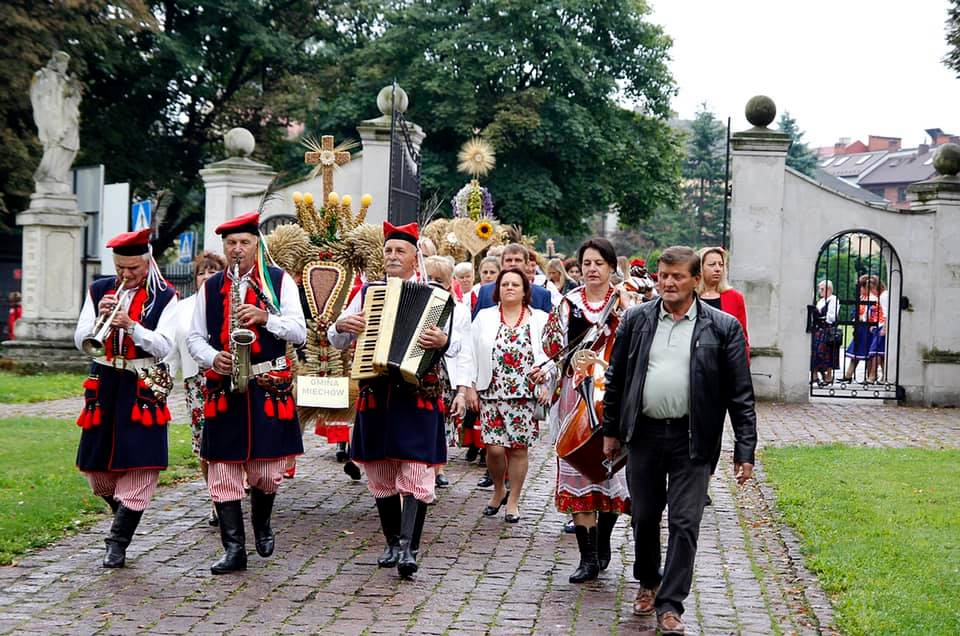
[601,246,757,635]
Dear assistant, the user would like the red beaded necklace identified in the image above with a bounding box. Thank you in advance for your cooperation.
[581,285,613,312]
[500,304,526,328]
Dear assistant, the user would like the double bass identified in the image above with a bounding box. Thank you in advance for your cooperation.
[554,290,628,483]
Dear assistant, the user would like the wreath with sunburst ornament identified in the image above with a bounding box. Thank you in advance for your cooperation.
[475,220,494,240]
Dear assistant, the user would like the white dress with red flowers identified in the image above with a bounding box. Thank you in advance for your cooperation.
[479,323,539,449]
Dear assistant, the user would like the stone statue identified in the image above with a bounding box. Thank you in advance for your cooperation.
[30,51,81,195]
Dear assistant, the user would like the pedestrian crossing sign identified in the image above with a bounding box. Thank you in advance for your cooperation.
[131,200,152,231]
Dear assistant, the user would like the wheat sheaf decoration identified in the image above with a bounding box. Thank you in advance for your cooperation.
[457,137,496,179]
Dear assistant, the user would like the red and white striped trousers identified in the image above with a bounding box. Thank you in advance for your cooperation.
[207,459,287,503]
[84,470,159,512]
[358,459,436,503]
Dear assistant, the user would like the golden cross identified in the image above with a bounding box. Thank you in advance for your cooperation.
[304,135,352,204]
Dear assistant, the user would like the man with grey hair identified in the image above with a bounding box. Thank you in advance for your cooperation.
[601,245,757,634]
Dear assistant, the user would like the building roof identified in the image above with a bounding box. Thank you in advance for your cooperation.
[857,147,937,186]
[811,169,887,204]
[818,151,888,178]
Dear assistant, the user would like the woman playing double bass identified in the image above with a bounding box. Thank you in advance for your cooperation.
[543,238,634,583]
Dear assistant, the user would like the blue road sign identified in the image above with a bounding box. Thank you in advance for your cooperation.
[131,200,152,231]
[178,231,196,264]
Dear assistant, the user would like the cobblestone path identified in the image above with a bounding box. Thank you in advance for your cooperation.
[0,401,956,634]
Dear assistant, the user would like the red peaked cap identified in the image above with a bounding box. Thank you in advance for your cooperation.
[631,258,646,267]
[383,221,419,246]
[215,211,260,236]
[106,228,151,256]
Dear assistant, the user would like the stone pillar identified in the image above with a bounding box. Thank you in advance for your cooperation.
[727,96,793,400]
[13,192,86,343]
[199,128,277,252]
[907,143,960,405]
[356,85,425,226]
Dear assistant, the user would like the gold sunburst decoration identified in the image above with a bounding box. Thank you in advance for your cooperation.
[457,137,496,179]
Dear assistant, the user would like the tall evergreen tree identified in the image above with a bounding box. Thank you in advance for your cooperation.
[683,105,726,246]
[945,0,960,77]
[778,112,818,177]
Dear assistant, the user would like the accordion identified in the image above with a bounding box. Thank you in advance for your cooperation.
[350,278,455,385]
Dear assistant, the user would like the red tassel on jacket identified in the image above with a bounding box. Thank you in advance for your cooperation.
[204,397,217,419]
[92,406,102,426]
[131,403,142,423]
[217,392,228,413]
[283,397,295,420]
[367,393,377,410]
[141,407,154,427]
[76,409,89,429]
[264,398,276,418]
[83,377,98,391]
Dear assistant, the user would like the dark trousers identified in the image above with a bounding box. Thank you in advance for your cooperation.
[627,418,710,617]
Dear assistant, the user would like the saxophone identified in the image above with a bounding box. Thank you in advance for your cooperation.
[229,258,257,393]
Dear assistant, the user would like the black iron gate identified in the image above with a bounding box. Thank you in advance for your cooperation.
[808,230,904,401]
[387,83,421,225]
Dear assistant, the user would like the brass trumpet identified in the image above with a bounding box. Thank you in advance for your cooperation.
[82,278,134,357]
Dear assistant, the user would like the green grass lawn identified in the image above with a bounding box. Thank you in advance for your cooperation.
[0,371,87,403]
[763,445,960,635]
[0,417,199,565]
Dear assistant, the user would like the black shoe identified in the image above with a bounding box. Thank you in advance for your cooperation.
[208,509,219,527]
[477,449,486,467]
[569,525,600,583]
[103,505,143,568]
[504,511,521,524]
[398,495,427,578]
[435,474,450,488]
[375,494,402,567]
[564,519,576,534]
[336,442,349,463]
[102,495,120,515]
[704,493,713,507]
[211,500,247,574]
[344,461,362,480]
[597,512,617,570]
[465,446,479,462]
[477,472,493,488]
[250,488,276,558]
[482,493,509,517]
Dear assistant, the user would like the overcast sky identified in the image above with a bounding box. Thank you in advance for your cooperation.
[647,0,960,149]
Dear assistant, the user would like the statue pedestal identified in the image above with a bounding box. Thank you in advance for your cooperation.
[3,192,89,370]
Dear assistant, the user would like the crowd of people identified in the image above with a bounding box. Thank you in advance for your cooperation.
[71,218,758,635]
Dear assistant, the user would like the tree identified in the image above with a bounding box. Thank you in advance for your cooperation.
[307,0,682,237]
[2,1,361,250]
[945,0,960,77]
[778,111,818,177]
[637,105,725,249]
[0,1,153,230]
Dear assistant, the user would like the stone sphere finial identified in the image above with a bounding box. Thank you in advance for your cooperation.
[745,95,777,128]
[224,127,255,157]
[933,143,960,177]
[377,85,409,117]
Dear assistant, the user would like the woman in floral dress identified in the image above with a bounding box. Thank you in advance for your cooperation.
[166,251,226,525]
[543,238,633,583]
[458,268,550,523]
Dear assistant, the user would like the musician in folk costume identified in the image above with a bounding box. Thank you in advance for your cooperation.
[328,221,454,579]
[186,211,306,574]
[73,228,178,568]
[542,238,633,583]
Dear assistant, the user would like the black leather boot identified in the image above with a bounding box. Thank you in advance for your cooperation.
[569,525,600,583]
[375,494,402,567]
[250,488,276,557]
[597,512,618,570]
[102,495,120,515]
[211,500,247,574]
[103,505,143,568]
[397,494,427,578]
